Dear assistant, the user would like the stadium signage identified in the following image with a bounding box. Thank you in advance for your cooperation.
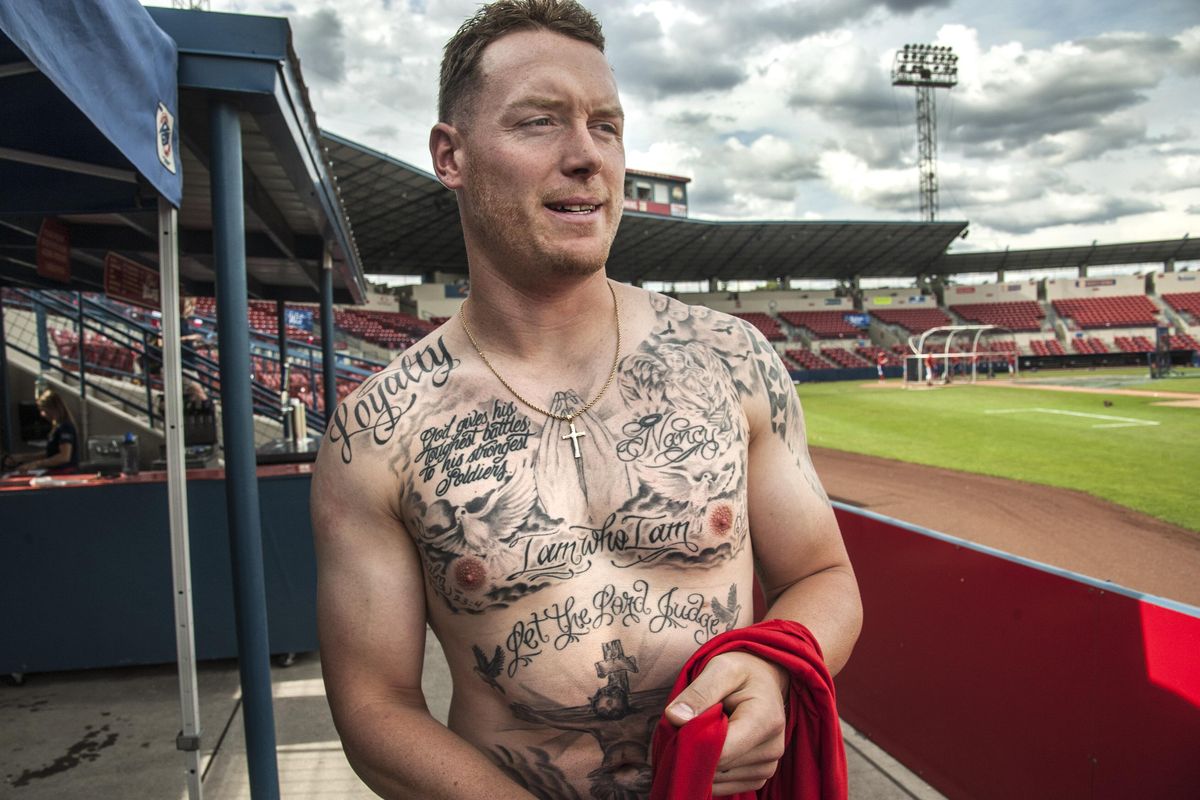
[36,218,71,284]
[285,308,314,332]
[103,251,160,310]
[844,313,871,328]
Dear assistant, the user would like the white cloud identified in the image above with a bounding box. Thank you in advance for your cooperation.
[162,0,1199,252]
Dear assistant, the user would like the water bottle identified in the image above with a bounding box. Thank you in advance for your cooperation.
[121,432,139,476]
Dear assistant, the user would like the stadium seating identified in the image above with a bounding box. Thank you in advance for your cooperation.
[950,301,1044,331]
[870,307,953,334]
[785,349,834,369]
[1114,336,1154,353]
[778,310,861,339]
[1070,337,1108,354]
[198,297,434,352]
[1030,339,1066,356]
[1167,333,1200,351]
[1052,295,1158,328]
[49,328,136,376]
[734,312,785,342]
[820,347,870,368]
[1162,292,1200,324]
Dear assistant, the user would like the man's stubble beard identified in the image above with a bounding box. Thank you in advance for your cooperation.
[463,174,616,280]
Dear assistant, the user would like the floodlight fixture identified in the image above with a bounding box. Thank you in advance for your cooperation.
[891,43,958,222]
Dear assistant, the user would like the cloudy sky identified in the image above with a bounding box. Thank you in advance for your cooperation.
[172,0,1199,256]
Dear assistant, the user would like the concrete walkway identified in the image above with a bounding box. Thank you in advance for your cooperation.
[1,634,945,799]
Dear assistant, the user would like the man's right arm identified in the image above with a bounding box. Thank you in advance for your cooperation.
[310,424,533,799]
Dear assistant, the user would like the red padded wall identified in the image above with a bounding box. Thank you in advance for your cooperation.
[833,507,1200,800]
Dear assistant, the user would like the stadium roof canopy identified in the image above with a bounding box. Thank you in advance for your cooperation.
[935,237,1199,275]
[322,132,968,284]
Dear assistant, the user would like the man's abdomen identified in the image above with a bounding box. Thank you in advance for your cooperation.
[436,568,752,800]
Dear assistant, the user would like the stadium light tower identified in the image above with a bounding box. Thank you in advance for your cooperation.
[892,44,958,222]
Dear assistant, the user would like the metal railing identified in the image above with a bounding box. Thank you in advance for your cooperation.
[3,289,390,442]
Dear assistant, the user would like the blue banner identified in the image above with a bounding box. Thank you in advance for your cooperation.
[285,308,314,332]
[844,313,870,328]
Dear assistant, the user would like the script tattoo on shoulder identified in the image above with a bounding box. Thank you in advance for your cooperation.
[486,638,670,800]
[326,336,458,464]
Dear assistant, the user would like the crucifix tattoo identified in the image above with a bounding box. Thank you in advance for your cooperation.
[562,419,587,459]
[506,639,669,799]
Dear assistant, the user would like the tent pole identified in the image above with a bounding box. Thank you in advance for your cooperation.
[209,99,280,800]
[75,291,89,459]
[0,298,11,454]
[320,246,336,426]
[159,197,204,800]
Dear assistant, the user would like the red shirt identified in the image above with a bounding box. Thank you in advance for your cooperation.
[650,620,848,800]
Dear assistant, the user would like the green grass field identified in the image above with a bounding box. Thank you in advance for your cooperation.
[798,370,1200,532]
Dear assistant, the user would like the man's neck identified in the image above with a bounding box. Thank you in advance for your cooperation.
[463,264,617,362]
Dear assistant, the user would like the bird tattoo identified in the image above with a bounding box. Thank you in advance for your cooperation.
[473,644,506,694]
[711,584,742,633]
[452,472,538,555]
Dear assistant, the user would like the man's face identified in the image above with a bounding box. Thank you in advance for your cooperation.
[451,29,625,279]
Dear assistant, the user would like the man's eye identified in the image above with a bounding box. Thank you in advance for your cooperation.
[525,118,553,127]
[594,122,620,135]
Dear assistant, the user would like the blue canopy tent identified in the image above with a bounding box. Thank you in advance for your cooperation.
[0,0,182,212]
[4,6,368,796]
[1,2,216,798]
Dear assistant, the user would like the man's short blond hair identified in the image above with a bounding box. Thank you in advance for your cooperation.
[438,0,605,126]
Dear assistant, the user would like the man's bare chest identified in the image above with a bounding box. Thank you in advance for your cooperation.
[400,382,750,616]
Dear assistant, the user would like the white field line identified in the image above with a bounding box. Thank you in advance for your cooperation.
[984,408,1160,428]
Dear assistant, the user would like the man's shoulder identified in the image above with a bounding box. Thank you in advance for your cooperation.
[323,323,463,470]
[635,287,762,342]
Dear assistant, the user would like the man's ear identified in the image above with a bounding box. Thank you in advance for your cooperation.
[430,122,465,190]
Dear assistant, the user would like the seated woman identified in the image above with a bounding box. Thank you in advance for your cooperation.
[4,389,80,474]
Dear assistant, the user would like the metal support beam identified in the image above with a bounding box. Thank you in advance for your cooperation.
[916,85,938,223]
[320,247,337,424]
[35,303,49,364]
[209,99,280,800]
[275,299,290,439]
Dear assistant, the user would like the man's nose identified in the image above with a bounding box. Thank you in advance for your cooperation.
[560,122,603,178]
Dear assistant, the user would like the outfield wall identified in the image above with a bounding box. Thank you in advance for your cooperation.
[833,504,1200,800]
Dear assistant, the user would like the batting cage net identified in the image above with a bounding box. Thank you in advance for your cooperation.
[902,324,1019,386]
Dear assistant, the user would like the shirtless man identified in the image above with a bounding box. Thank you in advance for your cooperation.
[311,2,862,797]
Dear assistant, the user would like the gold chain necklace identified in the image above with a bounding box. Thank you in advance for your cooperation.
[458,282,621,459]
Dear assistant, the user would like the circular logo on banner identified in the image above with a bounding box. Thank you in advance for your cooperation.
[156,102,177,174]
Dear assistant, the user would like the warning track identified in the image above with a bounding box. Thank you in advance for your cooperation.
[812,446,1200,608]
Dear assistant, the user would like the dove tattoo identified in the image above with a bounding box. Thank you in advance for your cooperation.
[472,644,506,694]
[711,584,741,633]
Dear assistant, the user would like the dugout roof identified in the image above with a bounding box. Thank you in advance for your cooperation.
[0,7,366,303]
[321,132,968,284]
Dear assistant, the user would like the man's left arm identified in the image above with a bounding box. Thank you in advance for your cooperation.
[663,330,862,795]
